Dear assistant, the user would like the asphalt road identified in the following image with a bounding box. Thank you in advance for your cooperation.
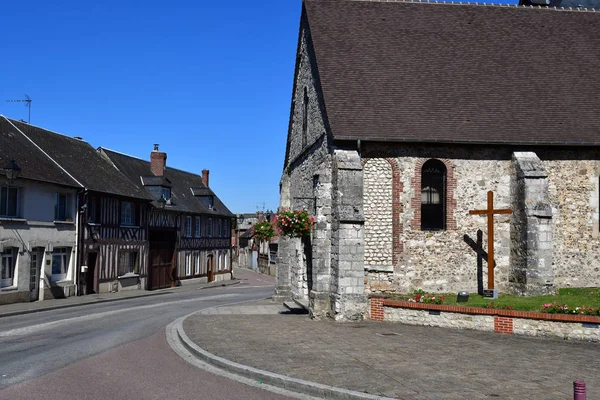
[0,269,291,400]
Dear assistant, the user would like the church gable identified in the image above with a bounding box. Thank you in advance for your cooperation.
[283,6,331,171]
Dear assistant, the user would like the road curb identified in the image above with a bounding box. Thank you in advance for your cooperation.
[0,279,240,319]
[173,308,393,400]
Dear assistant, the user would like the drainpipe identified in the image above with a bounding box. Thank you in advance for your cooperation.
[74,189,86,296]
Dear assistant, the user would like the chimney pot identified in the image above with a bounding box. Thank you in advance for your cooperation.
[150,146,167,176]
[202,169,210,187]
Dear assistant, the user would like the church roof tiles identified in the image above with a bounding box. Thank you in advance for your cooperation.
[304,0,600,145]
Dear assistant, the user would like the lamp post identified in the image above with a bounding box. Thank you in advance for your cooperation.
[3,160,21,182]
[237,214,245,266]
[157,194,167,210]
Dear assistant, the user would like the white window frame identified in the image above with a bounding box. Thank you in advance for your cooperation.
[118,251,138,276]
[193,250,200,275]
[208,218,213,238]
[185,216,193,237]
[121,202,135,226]
[185,251,192,277]
[0,186,20,218]
[51,247,70,281]
[1,249,16,287]
[194,217,201,238]
[162,187,171,200]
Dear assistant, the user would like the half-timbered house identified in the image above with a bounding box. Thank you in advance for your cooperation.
[7,119,154,296]
[100,146,234,289]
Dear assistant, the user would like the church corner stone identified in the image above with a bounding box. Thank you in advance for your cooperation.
[328,149,368,321]
[509,151,556,296]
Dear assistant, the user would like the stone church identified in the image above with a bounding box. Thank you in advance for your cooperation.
[275,0,600,321]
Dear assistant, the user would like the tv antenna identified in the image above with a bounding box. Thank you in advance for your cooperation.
[256,202,265,212]
[6,94,32,123]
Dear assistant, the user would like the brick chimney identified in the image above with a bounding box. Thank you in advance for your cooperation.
[202,169,210,187]
[150,144,167,176]
[257,211,265,222]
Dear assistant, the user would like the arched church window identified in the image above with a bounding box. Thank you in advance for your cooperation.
[302,87,308,148]
[421,159,446,230]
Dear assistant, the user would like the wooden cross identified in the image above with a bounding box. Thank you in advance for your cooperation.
[468,191,511,290]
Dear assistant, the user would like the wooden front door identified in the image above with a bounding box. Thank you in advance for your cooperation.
[148,229,176,290]
[29,250,42,302]
[85,253,98,295]
[207,255,214,282]
[149,241,174,290]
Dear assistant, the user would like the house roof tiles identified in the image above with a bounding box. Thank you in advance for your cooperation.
[304,0,600,145]
[101,148,233,217]
[2,117,152,200]
[0,117,80,187]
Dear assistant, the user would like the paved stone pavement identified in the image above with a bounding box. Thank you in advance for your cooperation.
[183,300,600,400]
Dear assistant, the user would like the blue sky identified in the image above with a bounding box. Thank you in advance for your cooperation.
[1,0,517,214]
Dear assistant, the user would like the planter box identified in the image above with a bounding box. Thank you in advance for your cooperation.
[369,297,600,342]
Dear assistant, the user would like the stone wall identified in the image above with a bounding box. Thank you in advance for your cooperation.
[363,144,513,295]
[378,301,600,342]
[363,159,393,268]
[275,20,334,317]
[384,307,495,333]
[542,152,600,289]
[362,144,600,295]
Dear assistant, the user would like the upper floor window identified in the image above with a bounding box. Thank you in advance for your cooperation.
[118,251,138,276]
[51,247,70,281]
[208,197,214,209]
[194,216,201,237]
[55,193,71,221]
[218,219,223,237]
[302,87,309,148]
[0,186,19,217]
[1,248,16,287]
[121,201,136,226]
[162,187,171,200]
[421,159,446,231]
[185,216,193,237]
[208,218,213,237]
[88,196,100,223]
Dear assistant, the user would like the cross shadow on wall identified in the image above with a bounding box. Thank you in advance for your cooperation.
[463,229,490,296]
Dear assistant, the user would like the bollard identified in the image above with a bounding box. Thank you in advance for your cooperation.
[574,380,586,400]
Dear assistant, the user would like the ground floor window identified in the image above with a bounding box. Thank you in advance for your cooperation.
[193,251,200,275]
[118,251,138,276]
[1,249,16,287]
[185,251,192,276]
[52,247,70,281]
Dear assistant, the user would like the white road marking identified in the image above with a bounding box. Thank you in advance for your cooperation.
[0,293,240,338]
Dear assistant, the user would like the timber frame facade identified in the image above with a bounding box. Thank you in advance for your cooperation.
[80,192,151,294]
[0,117,233,304]
[100,146,234,290]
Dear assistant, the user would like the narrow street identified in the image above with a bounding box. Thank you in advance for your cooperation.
[0,269,290,400]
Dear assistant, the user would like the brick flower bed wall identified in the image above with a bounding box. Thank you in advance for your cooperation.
[369,297,600,342]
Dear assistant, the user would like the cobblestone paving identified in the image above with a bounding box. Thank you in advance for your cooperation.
[183,303,600,400]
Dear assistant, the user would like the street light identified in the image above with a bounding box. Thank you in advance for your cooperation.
[4,160,21,182]
[157,194,167,210]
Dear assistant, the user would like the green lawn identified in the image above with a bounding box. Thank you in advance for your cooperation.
[389,288,600,311]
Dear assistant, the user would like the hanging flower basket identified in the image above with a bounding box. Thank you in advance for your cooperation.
[275,209,315,238]
[253,221,275,242]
